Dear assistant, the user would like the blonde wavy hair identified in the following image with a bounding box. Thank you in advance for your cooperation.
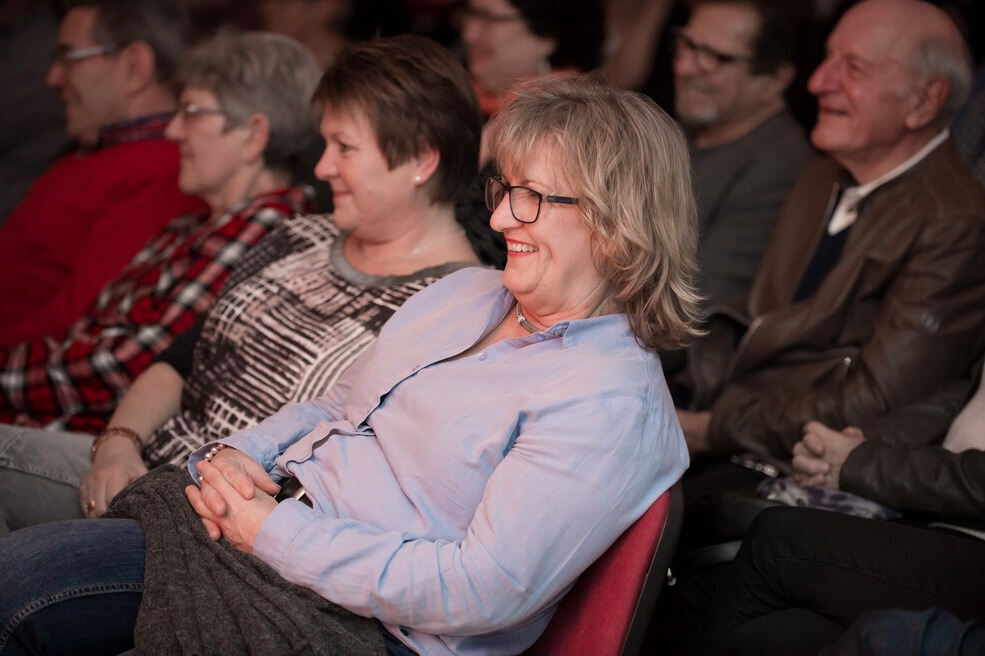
[486,76,703,350]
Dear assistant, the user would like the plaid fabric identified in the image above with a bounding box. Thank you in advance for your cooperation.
[0,187,312,431]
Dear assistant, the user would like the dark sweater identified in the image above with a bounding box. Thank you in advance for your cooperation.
[107,466,386,656]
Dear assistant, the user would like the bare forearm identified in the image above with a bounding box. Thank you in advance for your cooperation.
[106,362,184,442]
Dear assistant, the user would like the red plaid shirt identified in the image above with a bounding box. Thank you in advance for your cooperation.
[0,187,312,431]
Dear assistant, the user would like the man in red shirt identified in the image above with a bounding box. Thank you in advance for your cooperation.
[0,0,204,344]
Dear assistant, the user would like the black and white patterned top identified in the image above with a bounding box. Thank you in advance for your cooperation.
[143,213,476,466]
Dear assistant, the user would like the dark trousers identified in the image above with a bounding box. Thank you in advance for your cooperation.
[646,458,770,654]
[724,507,985,655]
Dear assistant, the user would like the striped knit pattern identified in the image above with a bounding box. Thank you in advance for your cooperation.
[144,214,472,466]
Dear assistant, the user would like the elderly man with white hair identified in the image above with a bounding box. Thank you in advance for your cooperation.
[665,3,985,652]
[678,0,985,473]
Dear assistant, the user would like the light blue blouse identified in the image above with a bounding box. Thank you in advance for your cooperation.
[189,267,688,656]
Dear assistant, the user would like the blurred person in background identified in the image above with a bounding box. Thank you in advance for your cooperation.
[0,34,490,532]
[457,0,608,262]
[0,0,204,344]
[0,31,320,434]
[0,0,70,223]
[672,0,813,310]
[460,0,605,119]
[678,0,985,466]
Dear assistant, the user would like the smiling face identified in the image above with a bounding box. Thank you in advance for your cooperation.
[165,86,251,206]
[673,3,771,135]
[313,106,422,242]
[461,0,555,95]
[807,1,926,180]
[46,7,129,146]
[489,141,609,323]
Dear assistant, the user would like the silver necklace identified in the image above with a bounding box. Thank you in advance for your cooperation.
[515,303,539,333]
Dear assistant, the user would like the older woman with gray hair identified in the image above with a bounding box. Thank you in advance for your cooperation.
[0,29,321,530]
[167,29,321,214]
[0,76,696,656]
[0,33,489,534]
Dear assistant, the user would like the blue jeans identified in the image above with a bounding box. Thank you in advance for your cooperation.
[824,608,985,655]
[0,519,416,655]
[0,518,144,655]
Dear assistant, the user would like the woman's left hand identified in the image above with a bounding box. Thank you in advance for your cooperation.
[185,460,278,553]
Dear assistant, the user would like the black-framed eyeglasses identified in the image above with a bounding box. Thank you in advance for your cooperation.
[671,28,753,73]
[176,102,227,121]
[52,43,118,65]
[485,176,578,224]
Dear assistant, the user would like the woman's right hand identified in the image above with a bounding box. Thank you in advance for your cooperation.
[188,447,281,541]
[80,437,149,518]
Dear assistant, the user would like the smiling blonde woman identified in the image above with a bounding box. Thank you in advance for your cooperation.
[0,77,700,656]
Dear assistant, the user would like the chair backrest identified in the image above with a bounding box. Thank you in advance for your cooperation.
[525,481,683,656]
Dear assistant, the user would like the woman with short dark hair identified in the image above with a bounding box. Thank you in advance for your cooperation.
[0,34,484,529]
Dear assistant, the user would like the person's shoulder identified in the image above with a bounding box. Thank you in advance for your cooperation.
[909,139,985,215]
[786,155,842,196]
[862,139,985,239]
[386,266,503,314]
[230,188,312,233]
[235,213,338,275]
[28,138,178,184]
[757,111,814,166]
[245,186,313,217]
[85,138,180,173]
[702,111,816,187]
[727,112,817,193]
[372,267,508,354]
[281,213,339,246]
[561,317,664,398]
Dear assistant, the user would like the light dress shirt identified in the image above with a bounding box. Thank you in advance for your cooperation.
[826,128,950,235]
[188,267,688,656]
[943,358,985,453]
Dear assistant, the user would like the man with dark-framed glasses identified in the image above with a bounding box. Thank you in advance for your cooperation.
[671,0,812,309]
[679,0,985,476]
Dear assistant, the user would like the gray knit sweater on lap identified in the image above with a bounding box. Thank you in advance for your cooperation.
[107,465,385,656]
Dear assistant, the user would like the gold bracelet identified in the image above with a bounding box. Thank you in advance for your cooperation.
[90,426,143,462]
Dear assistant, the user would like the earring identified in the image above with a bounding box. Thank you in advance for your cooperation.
[414,175,422,183]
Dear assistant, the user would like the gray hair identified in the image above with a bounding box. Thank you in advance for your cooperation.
[65,0,190,84]
[176,31,322,173]
[909,34,973,124]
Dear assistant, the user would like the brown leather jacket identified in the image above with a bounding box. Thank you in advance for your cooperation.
[841,354,985,522]
[687,139,985,459]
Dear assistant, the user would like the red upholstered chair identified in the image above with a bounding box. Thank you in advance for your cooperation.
[525,481,683,656]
